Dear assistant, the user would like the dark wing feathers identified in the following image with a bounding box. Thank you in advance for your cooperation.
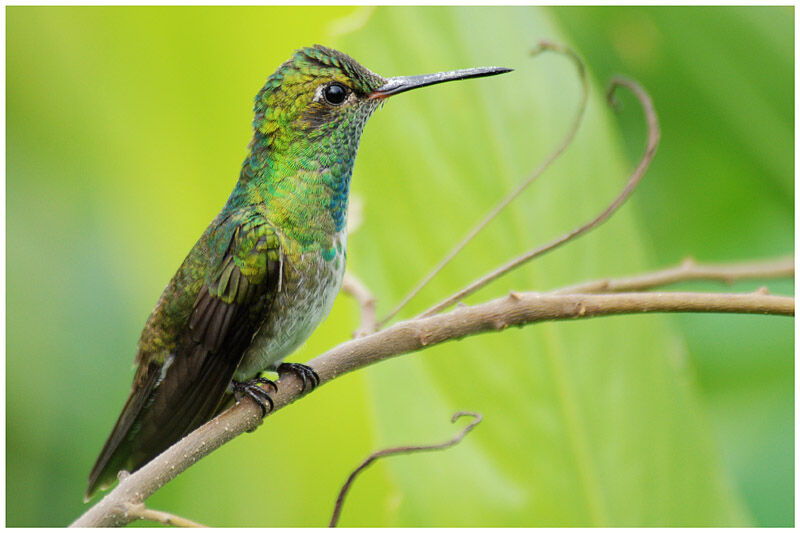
[86,214,280,499]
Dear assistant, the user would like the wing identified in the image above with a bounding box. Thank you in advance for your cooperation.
[86,212,281,499]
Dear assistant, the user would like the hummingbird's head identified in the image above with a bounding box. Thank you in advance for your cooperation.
[253,45,385,155]
[252,44,512,157]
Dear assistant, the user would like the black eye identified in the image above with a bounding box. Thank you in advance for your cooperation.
[322,83,347,105]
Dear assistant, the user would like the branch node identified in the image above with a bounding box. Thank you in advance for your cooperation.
[126,501,208,528]
[493,319,509,330]
[341,272,378,337]
[419,331,431,347]
[755,286,770,295]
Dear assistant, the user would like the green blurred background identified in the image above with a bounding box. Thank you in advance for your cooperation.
[6,6,793,527]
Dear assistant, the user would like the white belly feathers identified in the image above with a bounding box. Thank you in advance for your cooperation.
[233,230,346,381]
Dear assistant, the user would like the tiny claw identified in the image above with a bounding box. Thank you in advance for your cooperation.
[252,376,278,394]
[277,362,320,393]
[251,386,276,413]
[233,378,276,418]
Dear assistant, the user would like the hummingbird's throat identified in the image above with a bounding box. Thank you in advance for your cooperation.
[241,105,377,249]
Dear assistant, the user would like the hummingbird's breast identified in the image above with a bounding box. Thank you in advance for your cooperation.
[233,229,347,380]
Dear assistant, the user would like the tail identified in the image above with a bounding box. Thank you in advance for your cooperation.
[85,363,160,501]
[85,345,241,501]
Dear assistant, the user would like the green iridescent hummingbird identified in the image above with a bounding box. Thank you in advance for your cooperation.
[86,45,511,499]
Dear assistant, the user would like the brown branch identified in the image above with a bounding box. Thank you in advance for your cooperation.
[341,272,378,337]
[551,255,795,294]
[329,411,482,527]
[419,76,660,318]
[377,40,589,327]
[125,502,208,528]
[71,286,792,527]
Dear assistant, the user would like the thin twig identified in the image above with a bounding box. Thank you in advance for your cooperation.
[551,255,795,294]
[126,502,208,528]
[419,76,660,318]
[329,411,482,527]
[377,41,589,328]
[341,272,378,337]
[71,283,792,527]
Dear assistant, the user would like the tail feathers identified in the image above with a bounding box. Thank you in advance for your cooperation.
[85,363,160,501]
[85,344,242,501]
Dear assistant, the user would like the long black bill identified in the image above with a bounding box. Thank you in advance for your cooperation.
[371,66,512,99]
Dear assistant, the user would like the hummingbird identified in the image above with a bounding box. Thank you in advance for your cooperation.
[86,45,511,500]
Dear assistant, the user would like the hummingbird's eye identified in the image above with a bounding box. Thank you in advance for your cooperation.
[322,83,348,106]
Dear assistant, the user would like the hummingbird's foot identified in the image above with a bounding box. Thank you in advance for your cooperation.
[277,362,320,393]
[232,377,278,417]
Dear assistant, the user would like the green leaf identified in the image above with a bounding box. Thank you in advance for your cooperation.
[551,7,794,526]
[336,6,748,526]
